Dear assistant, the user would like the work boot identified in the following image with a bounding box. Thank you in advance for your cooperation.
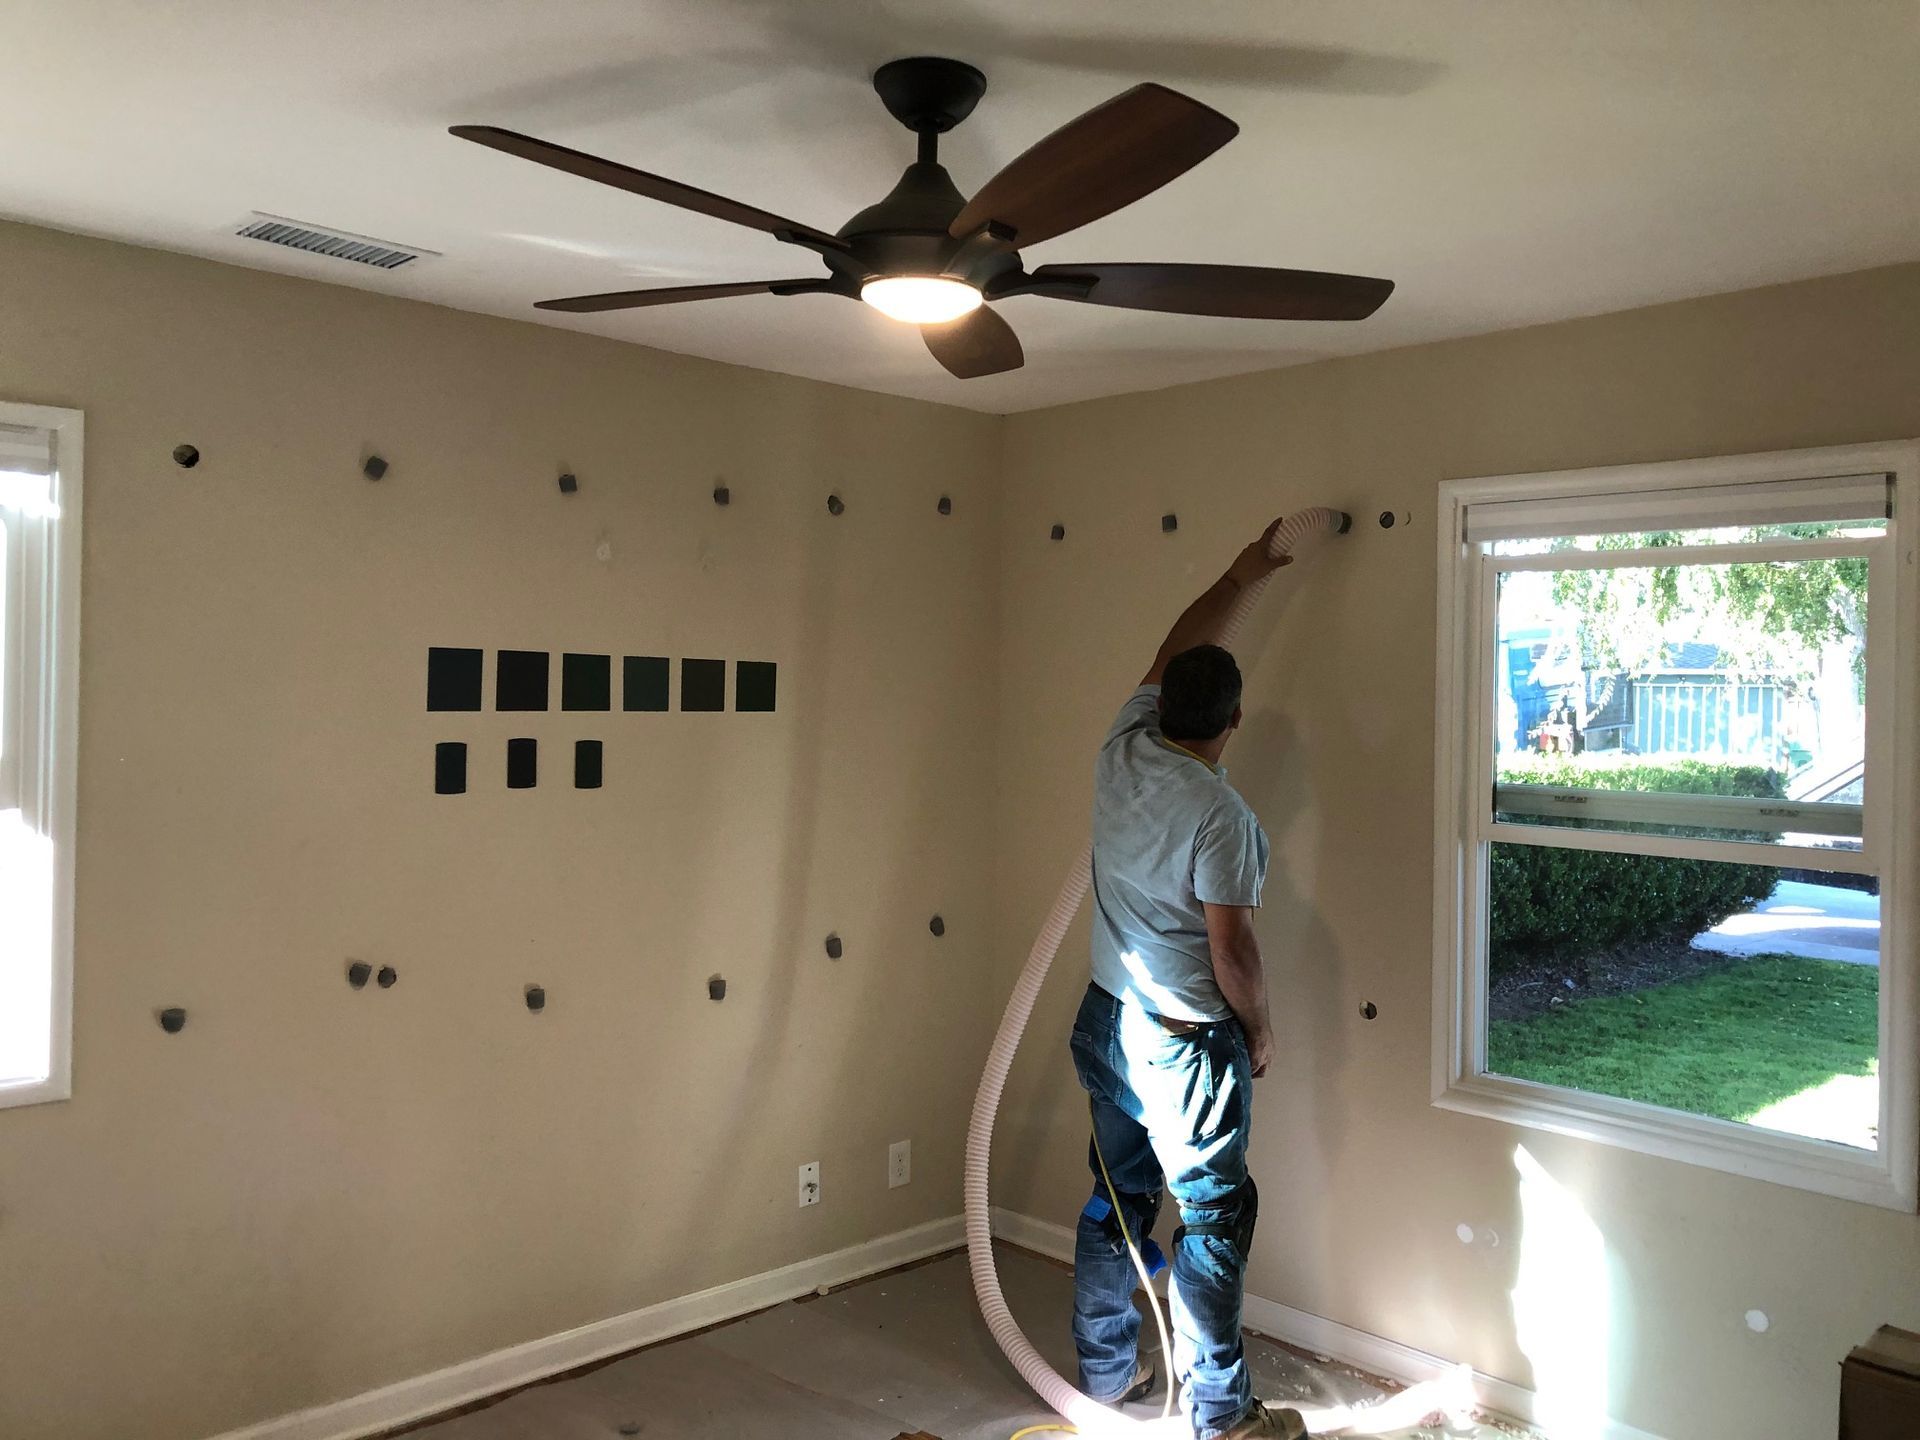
[1208,1401,1309,1440]
[1093,1359,1155,1405]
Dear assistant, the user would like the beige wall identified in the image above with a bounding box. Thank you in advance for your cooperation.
[990,263,1920,1440]
[3,213,1917,1440]
[0,220,1004,1440]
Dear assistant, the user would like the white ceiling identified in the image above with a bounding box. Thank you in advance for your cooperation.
[6,1,1919,413]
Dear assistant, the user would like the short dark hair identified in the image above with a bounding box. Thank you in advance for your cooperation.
[1159,645,1242,741]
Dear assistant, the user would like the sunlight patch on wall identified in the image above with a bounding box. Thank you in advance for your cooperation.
[1511,1145,1611,1440]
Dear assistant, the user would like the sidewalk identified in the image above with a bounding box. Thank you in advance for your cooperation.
[1694,880,1880,966]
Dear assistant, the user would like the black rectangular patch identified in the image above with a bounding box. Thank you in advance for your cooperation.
[574,740,603,789]
[562,653,611,711]
[497,650,550,710]
[507,738,537,789]
[434,742,467,794]
[623,655,669,711]
[735,660,777,713]
[681,658,725,712]
[427,648,483,711]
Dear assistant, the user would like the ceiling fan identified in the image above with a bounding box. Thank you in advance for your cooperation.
[452,56,1393,380]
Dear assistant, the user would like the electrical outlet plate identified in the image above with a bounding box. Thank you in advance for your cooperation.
[798,1161,820,1207]
[889,1139,911,1189]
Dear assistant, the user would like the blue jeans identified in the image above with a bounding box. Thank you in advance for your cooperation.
[1069,983,1258,1440]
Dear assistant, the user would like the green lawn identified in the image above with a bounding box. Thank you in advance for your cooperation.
[1488,955,1879,1148]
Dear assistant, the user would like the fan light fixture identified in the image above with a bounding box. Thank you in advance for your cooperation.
[861,276,982,324]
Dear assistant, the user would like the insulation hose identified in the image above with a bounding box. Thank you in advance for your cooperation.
[964,507,1352,1439]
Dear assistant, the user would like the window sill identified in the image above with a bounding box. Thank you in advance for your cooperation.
[1433,1070,1915,1212]
[0,1072,70,1111]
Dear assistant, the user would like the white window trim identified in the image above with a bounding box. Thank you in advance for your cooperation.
[0,401,82,1111]
[1432,439,1919,1212]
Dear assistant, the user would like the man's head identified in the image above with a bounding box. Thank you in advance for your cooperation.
[1158,644,1243,745]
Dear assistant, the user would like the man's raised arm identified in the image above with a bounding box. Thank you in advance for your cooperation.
[1140,517,1294,685]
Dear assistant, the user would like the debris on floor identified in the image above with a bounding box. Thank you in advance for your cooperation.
[395,1246,1509,1440]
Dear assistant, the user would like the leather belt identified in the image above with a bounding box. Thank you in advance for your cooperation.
[1151,1012,1210,1035]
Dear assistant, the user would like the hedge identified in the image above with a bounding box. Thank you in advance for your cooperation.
[1490,756,1785,978]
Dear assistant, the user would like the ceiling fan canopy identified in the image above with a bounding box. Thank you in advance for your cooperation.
[451,56,1393,379]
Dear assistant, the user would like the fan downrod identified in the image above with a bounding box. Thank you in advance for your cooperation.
[873,57,987,135]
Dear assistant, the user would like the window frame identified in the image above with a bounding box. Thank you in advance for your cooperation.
[0,400,82,1111]
[1432,440,1918,1211]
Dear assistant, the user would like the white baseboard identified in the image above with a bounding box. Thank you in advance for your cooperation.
[206,1214,965,1440]
[989,1207,1666,1440]
[208,1206,1668,1440]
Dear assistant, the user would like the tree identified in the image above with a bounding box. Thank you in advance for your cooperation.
[1548,523,1869,703]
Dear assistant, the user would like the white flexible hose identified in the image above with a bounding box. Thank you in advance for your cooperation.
[964,508,1351,1438]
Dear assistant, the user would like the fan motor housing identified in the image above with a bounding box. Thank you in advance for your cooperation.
[838,162,965,239]
[829,163,1022,295]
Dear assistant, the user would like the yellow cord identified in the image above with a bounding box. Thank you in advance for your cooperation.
[1004,1120,1178,1440]
[1091,1115,1177,1424]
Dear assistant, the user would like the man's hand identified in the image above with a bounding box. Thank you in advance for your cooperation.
[1226,517,1296,590]
[1246,1027,1273,1080]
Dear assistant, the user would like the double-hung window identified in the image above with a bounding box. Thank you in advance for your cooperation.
[1434,441,1917,1209]
[0,402,82,1110]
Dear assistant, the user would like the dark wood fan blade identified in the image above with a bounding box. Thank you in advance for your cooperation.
[948,84,1236,248]
[1026,262,1393,320]
[535,280,825,313]
[921,306,1024,379]
[451,125,846,252]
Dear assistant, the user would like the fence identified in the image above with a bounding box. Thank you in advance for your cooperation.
[1629,678,1781,759]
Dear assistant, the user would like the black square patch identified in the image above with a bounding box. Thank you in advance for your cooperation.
[497,651,550,711]
[562,653,611,711]
[427,648,483,711]
[623,656,669,712]
[681,658,725,712]
[735,661,777,713]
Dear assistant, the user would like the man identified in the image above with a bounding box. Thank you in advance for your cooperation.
[1070,518,1302,1440]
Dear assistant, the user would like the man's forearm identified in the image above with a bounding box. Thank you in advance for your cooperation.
[1143,519,1290,684]
[1162,573,1245,657]
[1212,944,1271,1047]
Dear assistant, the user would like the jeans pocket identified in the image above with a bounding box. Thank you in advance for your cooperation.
[1143,1032,1218,1121]
[1191,1030,1249,1141]
[1070,1024,1097,1090]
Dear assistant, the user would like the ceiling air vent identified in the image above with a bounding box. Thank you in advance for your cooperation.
[232,213,434,270]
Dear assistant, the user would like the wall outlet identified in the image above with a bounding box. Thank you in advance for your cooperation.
[798,1161,820,1208]
[888,1139,911,1189]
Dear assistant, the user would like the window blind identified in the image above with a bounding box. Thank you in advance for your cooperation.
[1464,472,1891,544]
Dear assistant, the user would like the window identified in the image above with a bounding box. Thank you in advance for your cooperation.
[1433,442,1917,1210]
[0,403,81,1110]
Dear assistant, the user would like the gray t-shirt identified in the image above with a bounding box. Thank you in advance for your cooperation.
[1089,685,1270,1022]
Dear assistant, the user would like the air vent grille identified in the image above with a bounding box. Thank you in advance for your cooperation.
[233,214,432,270]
